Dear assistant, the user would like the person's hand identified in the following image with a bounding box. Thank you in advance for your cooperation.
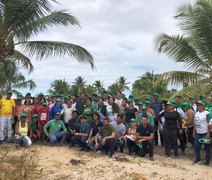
[95,143,99,149]
[208,124,212,130]
[206,133,210,139]
[102,137,106,145]
[192,132,195,138]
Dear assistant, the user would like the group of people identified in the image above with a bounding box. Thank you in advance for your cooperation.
[0,90,212,164]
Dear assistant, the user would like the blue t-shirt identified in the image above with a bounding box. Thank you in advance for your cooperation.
[90,121,103,136]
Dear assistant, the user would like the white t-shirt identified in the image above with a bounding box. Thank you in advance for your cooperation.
[107,104,117,123]
[61,107,73,124]
[194,111,209,134]
[115,99,122,106]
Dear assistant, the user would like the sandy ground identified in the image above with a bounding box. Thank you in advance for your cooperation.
[1,143,212,180]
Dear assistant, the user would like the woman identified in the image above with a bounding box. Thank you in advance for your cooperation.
[96,98,108,121]
[21,99,34,121]
[193,101,211,165]
[50,98,63,120]
[82,98,95,124]
[125,118,137,154]
[159,101,182,157]
[14,113,32,147]
[61,100,74,128]
[32,97,40,115]
[123,99,138,129]
[106,97,120,123]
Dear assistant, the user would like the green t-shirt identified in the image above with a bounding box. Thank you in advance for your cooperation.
[30,121,38,132]
[43,119,67,136]
[83,106,95,124]
[98,125,115,138]
[137,112,155,126]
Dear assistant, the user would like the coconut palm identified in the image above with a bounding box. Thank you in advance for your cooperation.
[93,80,105,95]
[116,76,130,92]
[72,76,87,94]
[155,0,212,99]
[0,0,94,73]
[0,60,36,95]
[48,79,71,94]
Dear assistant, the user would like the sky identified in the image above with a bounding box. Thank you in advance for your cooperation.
[20,0,196,96]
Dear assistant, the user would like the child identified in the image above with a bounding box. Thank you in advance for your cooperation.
[38,102,49,143]
[30,114,40,141]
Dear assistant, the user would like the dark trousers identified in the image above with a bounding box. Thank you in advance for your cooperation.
[194,133,211,163]
[126,138,137,152]
[131,140,154,157]
[66,132,73,143]
[97,136,116,156]
[164,126,178,156]
[115,138,125,151]
[159,130,164,146]
[178,129,187,152]
[187,127,194,145]
[154,119,158,145]
[71,135,88,148]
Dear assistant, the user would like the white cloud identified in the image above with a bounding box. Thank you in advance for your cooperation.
[19,0,196,95]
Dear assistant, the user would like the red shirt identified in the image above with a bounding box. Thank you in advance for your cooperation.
[38,106,50,126]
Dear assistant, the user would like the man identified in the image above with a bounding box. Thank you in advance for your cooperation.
[189,96,197,112]
[111,114,127,152]
[49,95,56,111]
[102,91,108,106]
[150,93,162,146]
[75,92,86,115]
[137,105,155,126]
[0,91,15,144]
[71,115,90,151]
[43,112,67,145]
[92,93,99,110]
[95,118,116,158]
[132,116,155,161]
[115,91,123,106]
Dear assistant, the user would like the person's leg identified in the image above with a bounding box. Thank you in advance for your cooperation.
[163,127,171,156]
[14,134,22,146]
[49,134,57,144]
[55,131,66,143]
[194,133,202,162]
[178,129,185,152]
[204,143,211,164]
[127,138,136,154]
[154,119,158,145]
[159,130,164,146]
[147,140,154,157]
[22,136,32,146]
[81,136,88,149]
[137,142,147,157]
[0,117,6,142]
[6,116,13,141]
[108,138,116,157]
[187,127,194,146]
[171,129,178,156]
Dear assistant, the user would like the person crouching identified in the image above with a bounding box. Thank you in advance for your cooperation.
[14,113,32,147]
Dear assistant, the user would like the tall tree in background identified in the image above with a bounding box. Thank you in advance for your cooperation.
[116,76,130,92]
[72,76,86,94]
[0,60,36,95]
[0,0,94,73]
[132,71,168,99]
[93,80,105,95]
[48,79,71,94]
[155,0,212,98]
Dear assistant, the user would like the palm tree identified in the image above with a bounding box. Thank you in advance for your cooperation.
[48,79,71,94]
[107,83,120,96]
[155,0,212,99]
[116,76,130,92]
[132,71,168,99]
[85,84,96,96]
[93,80,105,95]
[0,0,94,73]
[72,76,86,94]
[0,60,36,95]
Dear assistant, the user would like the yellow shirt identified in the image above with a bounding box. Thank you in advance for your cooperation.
[19,122,28,136]
[0,98,15,116]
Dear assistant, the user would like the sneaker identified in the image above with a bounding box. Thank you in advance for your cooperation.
[96,150,102,154]
[109,155,115,159]
[79,147,85,151]
[193,159,201,164]
[203,161,210,166]
[149,156,154,161]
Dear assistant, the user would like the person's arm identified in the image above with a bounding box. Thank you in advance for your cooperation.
[43,121,51,137]
[15,123,21,136]
[61,121,67,132]
[135,110,138,119]
[151,109,156,119]
[88,128,93,140]
[27,122,32,138]
[187,110,194,126]
[75,124,90,137]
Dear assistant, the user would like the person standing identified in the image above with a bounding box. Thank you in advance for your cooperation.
[150,93,162,146]
[0,91,15,144]
[75,93,86,115]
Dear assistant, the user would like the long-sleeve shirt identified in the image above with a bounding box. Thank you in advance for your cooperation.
[50,105,63,120]
[150,101,162,119]
[43,119,67,136]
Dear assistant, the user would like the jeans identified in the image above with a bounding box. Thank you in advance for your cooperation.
[49,131,66,143]
[14,134,32,146]
[194,133,211,163]
[126,138,137,152]
[0,116,13,141]
[71,135,88,148]
[97,136,116,156]
[131,140,154,157]
[164,126,178,156]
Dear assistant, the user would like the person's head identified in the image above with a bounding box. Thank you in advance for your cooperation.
[72,110,79,119]
[25,92,31,99]
[116,114,123,124]
[130,118,137,128]
[153,93,159,101]
[116,91,122,99]
[161,100,168,110]
[197,101,205,112]
[121,99,127,107]
[86,97,92,106]
[42,102,48,109]
[145,101,151,107]
[182,102,191,111]
[102,91,108,99]
[20,113,27,122]
[127,99,134,107]
[51,95,56,103]
[145,96,151,101]
[199,95,206,102]
[80,92,85,100]
[33,97,39,105]
[134,97,139,105]
[142,116,148,126]
[55,112,61,121]
[108,97,114,105]
[141,105,147,114]
[55,98,62,106]
[103,117,110,126]
[24,99,31,105]
[67,100,72,107]
[39,97,45,105]
[32,114,38,122]
[166,102,174,111]
[6,91,12,99]
[138,102,143,110]
[16,98,22,105]
[98,97,104,105]
[92,112,100,121]
[79,115,87,124]
[189,96,195,104]
[92,93,98,101]
[175,95,181,103]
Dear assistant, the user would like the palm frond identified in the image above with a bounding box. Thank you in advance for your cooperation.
[13,79,36,89]
[17,41,95,69]
[155,33,212,71]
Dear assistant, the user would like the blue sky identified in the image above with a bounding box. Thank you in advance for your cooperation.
[20,0,196,96]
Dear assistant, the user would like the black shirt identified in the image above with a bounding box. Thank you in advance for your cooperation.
[136,124,155,136]
[90,121,103,136]
[159,111,182,129]
[125,107,138,123]
[68,118,80,132]
[76,99,86,115]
